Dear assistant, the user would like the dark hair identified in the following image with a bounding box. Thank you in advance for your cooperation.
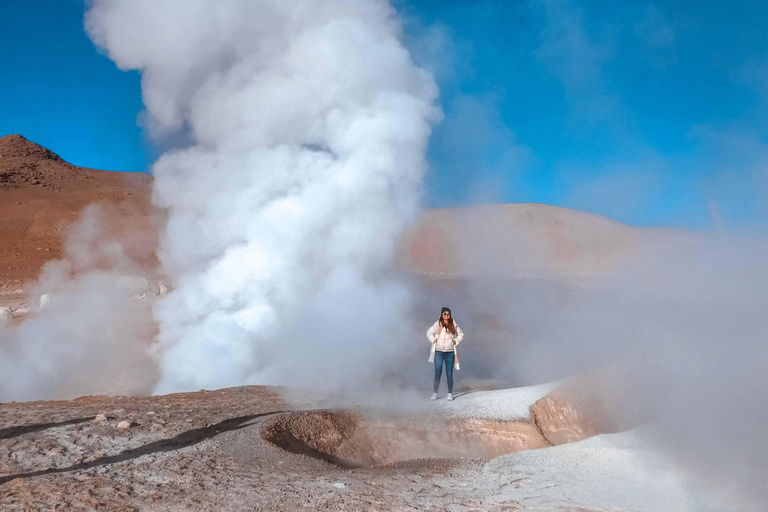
[438,308,456,335]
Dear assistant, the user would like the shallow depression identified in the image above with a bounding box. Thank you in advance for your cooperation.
[261,410,550,468]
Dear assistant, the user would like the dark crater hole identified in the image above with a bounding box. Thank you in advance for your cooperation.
[261,410,550,469]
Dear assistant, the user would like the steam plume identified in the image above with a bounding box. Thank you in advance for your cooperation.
[446,213,768,508]
[0,205,158,401]
[86,0,439,393]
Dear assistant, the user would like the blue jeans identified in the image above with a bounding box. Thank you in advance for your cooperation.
[434,350,455,394]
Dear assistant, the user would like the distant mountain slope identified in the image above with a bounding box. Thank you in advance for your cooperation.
[0,134,157,287]
[0,135,697,291]
[398,203,697,280]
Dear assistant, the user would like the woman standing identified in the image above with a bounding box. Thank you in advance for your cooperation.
[427,307,464,400]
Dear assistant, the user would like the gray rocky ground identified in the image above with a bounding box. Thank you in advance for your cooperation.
[0,383,621,511]
[2,382,724,512]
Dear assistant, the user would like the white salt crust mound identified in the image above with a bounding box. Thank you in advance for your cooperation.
[434,381,559,421]
[280,381,559,421]
[482,427,755,511]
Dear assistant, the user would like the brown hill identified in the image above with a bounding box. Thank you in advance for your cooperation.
[0,134,697,296]
[398,203,698,280]
[0,134,157,292]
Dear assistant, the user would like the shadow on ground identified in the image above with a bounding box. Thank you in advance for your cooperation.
[0,410,285,485]
[0,417,94,441]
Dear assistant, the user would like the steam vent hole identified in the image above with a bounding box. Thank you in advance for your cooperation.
[262,411,550,468]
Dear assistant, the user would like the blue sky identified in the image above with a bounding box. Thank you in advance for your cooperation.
[0,0,148,171]
[2,0,768,229]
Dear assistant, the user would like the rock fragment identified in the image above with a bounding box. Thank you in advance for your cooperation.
[116,420,132,430]
[530,391,599,445]
[39,293,54,309]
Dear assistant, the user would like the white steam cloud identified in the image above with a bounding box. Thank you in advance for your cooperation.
[436,212,768,508]
[0,205,158,401]
[85,0,439,393]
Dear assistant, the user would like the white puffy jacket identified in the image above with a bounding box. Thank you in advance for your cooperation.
[427,320,464,352]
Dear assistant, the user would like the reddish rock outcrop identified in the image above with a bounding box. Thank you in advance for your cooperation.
[531,372,628,446]
[531,389,601,445]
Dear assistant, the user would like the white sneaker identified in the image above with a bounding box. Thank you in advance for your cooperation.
[447,393,454,401]
[430,393,438,400]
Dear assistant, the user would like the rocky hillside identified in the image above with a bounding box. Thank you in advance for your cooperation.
[0,134,157,292]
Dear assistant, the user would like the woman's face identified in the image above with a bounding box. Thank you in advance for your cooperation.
[442,311,451,322]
